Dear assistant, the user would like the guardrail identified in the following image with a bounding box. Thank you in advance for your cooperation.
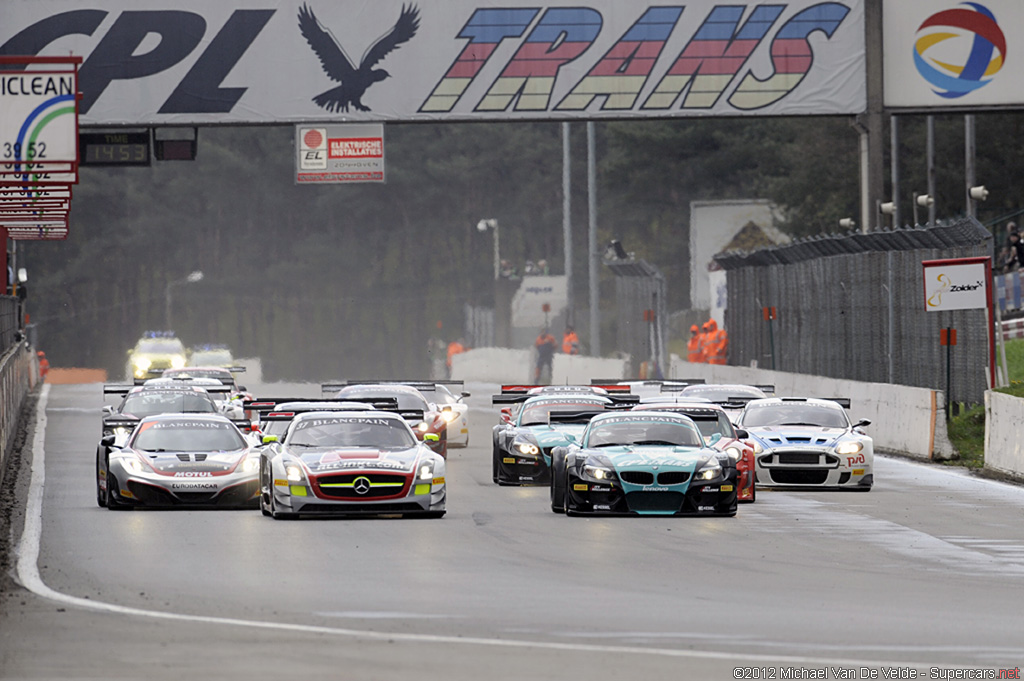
[0,341,38,487]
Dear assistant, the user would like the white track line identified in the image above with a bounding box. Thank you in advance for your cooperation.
[11,384,947,668]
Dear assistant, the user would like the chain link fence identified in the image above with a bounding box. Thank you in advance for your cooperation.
[715,217,994,405]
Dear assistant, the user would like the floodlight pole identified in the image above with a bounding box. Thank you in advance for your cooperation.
[165,270,204,330]
[587,121,600,356]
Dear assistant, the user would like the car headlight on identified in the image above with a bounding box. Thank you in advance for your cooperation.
[418,461,435,480]
[133,358,151,371]
[724,445,742,462]
[124,457,143,475]
[112,427,131,438]
[695,459,722,481]
[583,464,615,481]
[749,440,763,454]
[836,441,863,456]
[286,464,304,482]
[441,410,459,423]
[417,422,430,432]
[515,441,540,456]
[242,458,260,473]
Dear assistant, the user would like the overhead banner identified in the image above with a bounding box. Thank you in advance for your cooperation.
[884,1,1018,110]
[0,1,866,125]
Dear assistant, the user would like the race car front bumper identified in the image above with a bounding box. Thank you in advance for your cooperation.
[756,447,873,489]
[107,466,260,508]
[271,474,446,516]
[496,450,550,485]
[564,469,737,516]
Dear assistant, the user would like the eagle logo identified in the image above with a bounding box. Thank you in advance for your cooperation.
[297,3,420,113]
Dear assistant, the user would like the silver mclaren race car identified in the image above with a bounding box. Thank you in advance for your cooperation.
[97,413,260,509]
[259,411,446,519]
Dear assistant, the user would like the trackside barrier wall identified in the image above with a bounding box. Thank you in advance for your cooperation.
[984,391,1024,479]
[0,342,38,488]
[451,348,626,385]
[670,357,956,461]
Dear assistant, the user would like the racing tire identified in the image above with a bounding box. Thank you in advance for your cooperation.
[96,445,107,508]
[550,451,567,514]
[105,462,127,511]
[260,464,272,517]
[491,441,502,484]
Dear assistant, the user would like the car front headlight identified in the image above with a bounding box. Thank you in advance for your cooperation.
[112,427,131,438]
[418,460,435,480]
[515,441,540,456]
[171,355,186,369]
[133,358,151,371]
[695,459,722,481]
[242,457,260,473]
[583,464,616,481]
[417,422,430,432]
[124,457,143,475]
[441,410,459,423]
[724,445,742,462]
[836,441,863,455]
[749,440,763,454]
[286,464,304,482]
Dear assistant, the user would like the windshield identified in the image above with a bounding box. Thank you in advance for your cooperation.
[741,404,849,428]
[519,399,607,426]
[137,339,185,354]
[132,420,246,452]
[585,418,703,448]
[287,417,416,448]
[679,385,764,401]
[681,414,735,440]
[121,392,217,417]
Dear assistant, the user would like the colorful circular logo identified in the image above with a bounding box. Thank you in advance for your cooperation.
[914,3,1006,99]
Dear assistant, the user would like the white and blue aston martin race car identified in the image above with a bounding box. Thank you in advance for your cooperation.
[735,397,873,490]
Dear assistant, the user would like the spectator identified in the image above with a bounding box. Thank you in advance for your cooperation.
[686,324,702,363]
[537,259,550,275]
[562,325,580,355]
[499,259,519,279]
[1003,225,1024,273]
[534,328,557,382]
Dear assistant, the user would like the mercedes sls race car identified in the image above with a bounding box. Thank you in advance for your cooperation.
[97,413,260,509]
[324,382,449,457]
[491,392,617,485]
[633,401,756,502]
[258,411,446,519]
[735,397,873,490]
[550,411,738,516]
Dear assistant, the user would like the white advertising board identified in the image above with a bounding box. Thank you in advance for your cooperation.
[1,1,866,125]
[295,123,384,184]
[884,1,1019,109]
[922,259,989,312]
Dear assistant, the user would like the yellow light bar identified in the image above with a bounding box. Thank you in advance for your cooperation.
[289,486,308,497]
[414,484,430,496]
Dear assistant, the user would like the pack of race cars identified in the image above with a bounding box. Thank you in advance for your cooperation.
[95,373,873,519]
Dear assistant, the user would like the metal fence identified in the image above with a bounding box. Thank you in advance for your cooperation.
[715,217,993,405]
[1,295,23,351]
[607,259,667,378]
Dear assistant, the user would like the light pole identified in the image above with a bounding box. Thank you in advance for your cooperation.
[477,219,499,280]
[165,270,203,330]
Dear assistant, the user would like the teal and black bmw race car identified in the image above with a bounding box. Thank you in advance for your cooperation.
[549,411,738,516]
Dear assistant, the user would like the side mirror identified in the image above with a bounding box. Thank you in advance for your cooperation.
[423,432,440,443]
[237,385,247,392]
[854,418,871,429]
[101,405,114,416]
[500,408,512,424]
[564,433,577,443]
[100,434,116,447]
[708,433,722,445]
[461,391,471,399]
[734,428,749,439]
[261,435,279,445]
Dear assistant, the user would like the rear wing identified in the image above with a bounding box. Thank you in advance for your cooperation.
[712,397,759,409]
[244,397,400,416]
[102,416,139,431]
[103,384,134,395]
[779,397,852,409]
[493,391,639,406]
[322,380,464,394]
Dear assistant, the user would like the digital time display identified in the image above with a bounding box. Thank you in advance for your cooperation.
[79,131,150,166]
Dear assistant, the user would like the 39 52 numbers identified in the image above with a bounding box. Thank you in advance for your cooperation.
[2,141,47,160]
